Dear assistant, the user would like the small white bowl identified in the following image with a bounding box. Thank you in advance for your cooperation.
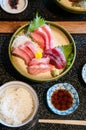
[0,81,39,127]
[0,0,28,14]
[82,63,86,83]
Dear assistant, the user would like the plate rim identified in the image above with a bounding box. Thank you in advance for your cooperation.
[82,63,86,83]
[8,22,76,82]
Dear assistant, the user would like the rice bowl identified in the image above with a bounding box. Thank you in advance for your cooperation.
[0,81,39,127]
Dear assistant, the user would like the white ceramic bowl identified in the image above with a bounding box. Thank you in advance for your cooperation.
[0,0,28,14]
[0,81,39,127]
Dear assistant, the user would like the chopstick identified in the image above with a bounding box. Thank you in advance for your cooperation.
[39,119,86,126]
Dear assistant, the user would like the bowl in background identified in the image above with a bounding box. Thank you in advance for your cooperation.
[0,81,39,128]
[0,0,28,14]
[54,0,86,14]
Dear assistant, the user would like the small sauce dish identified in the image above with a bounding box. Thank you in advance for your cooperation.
[47,83,79,115]
[0,0,28,14]
[82,63,86,83]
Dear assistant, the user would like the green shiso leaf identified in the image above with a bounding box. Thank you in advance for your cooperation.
[61,43,74,68]
[28,13,45,32]
[61,44,73,59]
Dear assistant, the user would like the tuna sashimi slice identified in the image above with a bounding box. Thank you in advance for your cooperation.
[42,25,55,49]
[24,41,37,55]
[12,47,30,65]
[30,32,45,49]
[44,48,66,69]
[52,47,66,67]
[49,55,63,69]
[29,57,50,66]
[19,45,34,60]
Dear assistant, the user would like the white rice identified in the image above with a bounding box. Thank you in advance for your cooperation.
[0,87,34,125]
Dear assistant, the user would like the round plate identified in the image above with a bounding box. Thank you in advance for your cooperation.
[8,22,76,82]
[82,63,86,83]
[47,83,79,115]
[54,0,86,14]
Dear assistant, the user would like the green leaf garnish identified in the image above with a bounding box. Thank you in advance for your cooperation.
[61,43,74,68]
[28,13,45,32]
[61,44,73,59]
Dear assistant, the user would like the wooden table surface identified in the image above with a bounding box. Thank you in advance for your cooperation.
[0,21,86,34]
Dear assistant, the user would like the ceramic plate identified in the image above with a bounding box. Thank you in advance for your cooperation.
[47,83,79,115]
[54,0,86,14]
[82,63,86,83]
[8,22,76,82]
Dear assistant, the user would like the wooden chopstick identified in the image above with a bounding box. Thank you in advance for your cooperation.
[39,119,86,126]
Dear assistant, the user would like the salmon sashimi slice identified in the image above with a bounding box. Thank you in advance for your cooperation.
[30,32,45,49]
[12,47,30,65]
[29,57,50,66]
[42,25,55,49]
[19,45,34,60]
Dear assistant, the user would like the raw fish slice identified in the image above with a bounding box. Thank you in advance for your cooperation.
[42,25,55,49]
[34,27,49,50]
[12,47,30,65]
[44,48,66,69]
[29,57,50,66]
[24,41,37,55]
[19,45,34,60]
[28,64,53,75]
[49,55,63,69]
[52,48,66,67]
[30,32,45,49]
[44,49,62,66]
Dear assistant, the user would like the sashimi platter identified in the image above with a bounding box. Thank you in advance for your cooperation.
[9,14,76,82]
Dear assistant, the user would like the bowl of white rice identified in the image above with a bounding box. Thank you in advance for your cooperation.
[0,81,39,127]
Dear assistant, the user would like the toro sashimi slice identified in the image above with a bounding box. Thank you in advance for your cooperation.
[19,45,34,60]
[30,32,45,49]
[32,27,50,50]
[24,41,37,55]
[12,47,30,65]
[41,25,55,49]
[29,57,50,66]
[27,64,53,75]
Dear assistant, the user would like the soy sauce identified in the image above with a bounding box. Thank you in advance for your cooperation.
[8,0,19,9]
[51,89,73,111]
